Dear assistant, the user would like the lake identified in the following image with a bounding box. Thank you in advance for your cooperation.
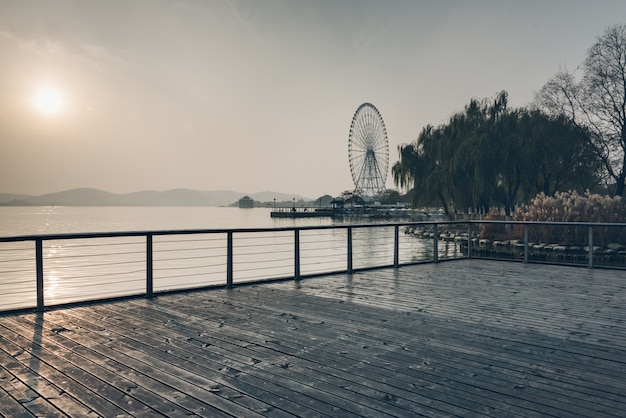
[0,206,334,236]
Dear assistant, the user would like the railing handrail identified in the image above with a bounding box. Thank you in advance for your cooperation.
[2,219,625,242]
[1,219,625,313]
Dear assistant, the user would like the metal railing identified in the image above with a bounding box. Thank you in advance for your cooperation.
[0,221,624,313]
[462,220,626,268]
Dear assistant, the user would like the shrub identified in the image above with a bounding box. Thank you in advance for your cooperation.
[479,212,510,241]
[481,191,626,246]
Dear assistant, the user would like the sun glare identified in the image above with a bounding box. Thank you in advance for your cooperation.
[34,87,65,115]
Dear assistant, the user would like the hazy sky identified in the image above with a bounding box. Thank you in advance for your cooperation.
[1,0,625,198]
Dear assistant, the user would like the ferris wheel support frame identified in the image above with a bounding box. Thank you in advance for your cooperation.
[348,102,389,198]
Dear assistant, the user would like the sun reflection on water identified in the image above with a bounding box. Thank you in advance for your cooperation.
[45,271,60,302]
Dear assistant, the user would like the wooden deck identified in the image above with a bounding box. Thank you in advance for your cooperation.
[1,260,625,417]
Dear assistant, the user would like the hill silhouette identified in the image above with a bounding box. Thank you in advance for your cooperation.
[0,188,312,207]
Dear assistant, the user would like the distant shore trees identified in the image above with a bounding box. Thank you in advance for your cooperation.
[393,24,626,214]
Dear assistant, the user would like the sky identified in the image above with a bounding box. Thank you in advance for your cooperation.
[1,0,625,199]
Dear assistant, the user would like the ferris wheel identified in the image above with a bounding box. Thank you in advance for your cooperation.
[348,103,389,197]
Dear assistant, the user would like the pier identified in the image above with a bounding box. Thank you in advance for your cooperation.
[1,260,625,416]
[269,207,334,218]
[269,204,416,219]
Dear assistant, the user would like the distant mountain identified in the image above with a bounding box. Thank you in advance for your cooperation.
[25,188,122,206]
[0,188,313,207]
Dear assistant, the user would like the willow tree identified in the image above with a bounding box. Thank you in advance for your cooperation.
[452,91,514,214]
[393,92,514,214]
[447,101,487,213]
[521,111,600,198]
[392,126,454,215]
[536,24,626,196]
[393,91,600,214]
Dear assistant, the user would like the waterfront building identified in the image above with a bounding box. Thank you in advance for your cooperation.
[238,195,254,208]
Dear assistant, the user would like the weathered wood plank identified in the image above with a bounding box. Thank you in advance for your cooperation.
[109,297,518,417]
[53,306,385,418]
[32,309,319,417]
[0,260,625,417]
[0,344,97,417]
[4,315,211,418]
[89,290,604,418]
[144,287,616,417]
[75,302,467,417]
[0,367,42,418]
[3,314,269,418]
[0,317,153,417]
[123,270,624,416]
[0,389,37,418]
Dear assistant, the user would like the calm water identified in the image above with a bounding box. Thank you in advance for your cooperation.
[0,207,453,311]
[0,206,333,236]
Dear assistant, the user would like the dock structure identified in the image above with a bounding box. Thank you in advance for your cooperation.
[269,205,414,219]
[1,260,625,417]
[270,207,334,218]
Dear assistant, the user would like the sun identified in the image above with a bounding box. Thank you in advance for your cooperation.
[33,86,65,115]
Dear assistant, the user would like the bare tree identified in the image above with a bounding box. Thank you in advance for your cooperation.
[535,24,626,196]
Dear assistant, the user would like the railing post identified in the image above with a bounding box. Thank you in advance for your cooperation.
[146,234,153,298]
[393,225,399,268]
[347,227,353,273]
[523,225,529,263]
[35,238,44,312]
[467,223,472,260]
[294,229,300,279]
[587,226,593,269]
[433,224,439,263]
[227,231,233,287]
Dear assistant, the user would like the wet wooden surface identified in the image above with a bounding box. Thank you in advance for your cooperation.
[1,260,625,417]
